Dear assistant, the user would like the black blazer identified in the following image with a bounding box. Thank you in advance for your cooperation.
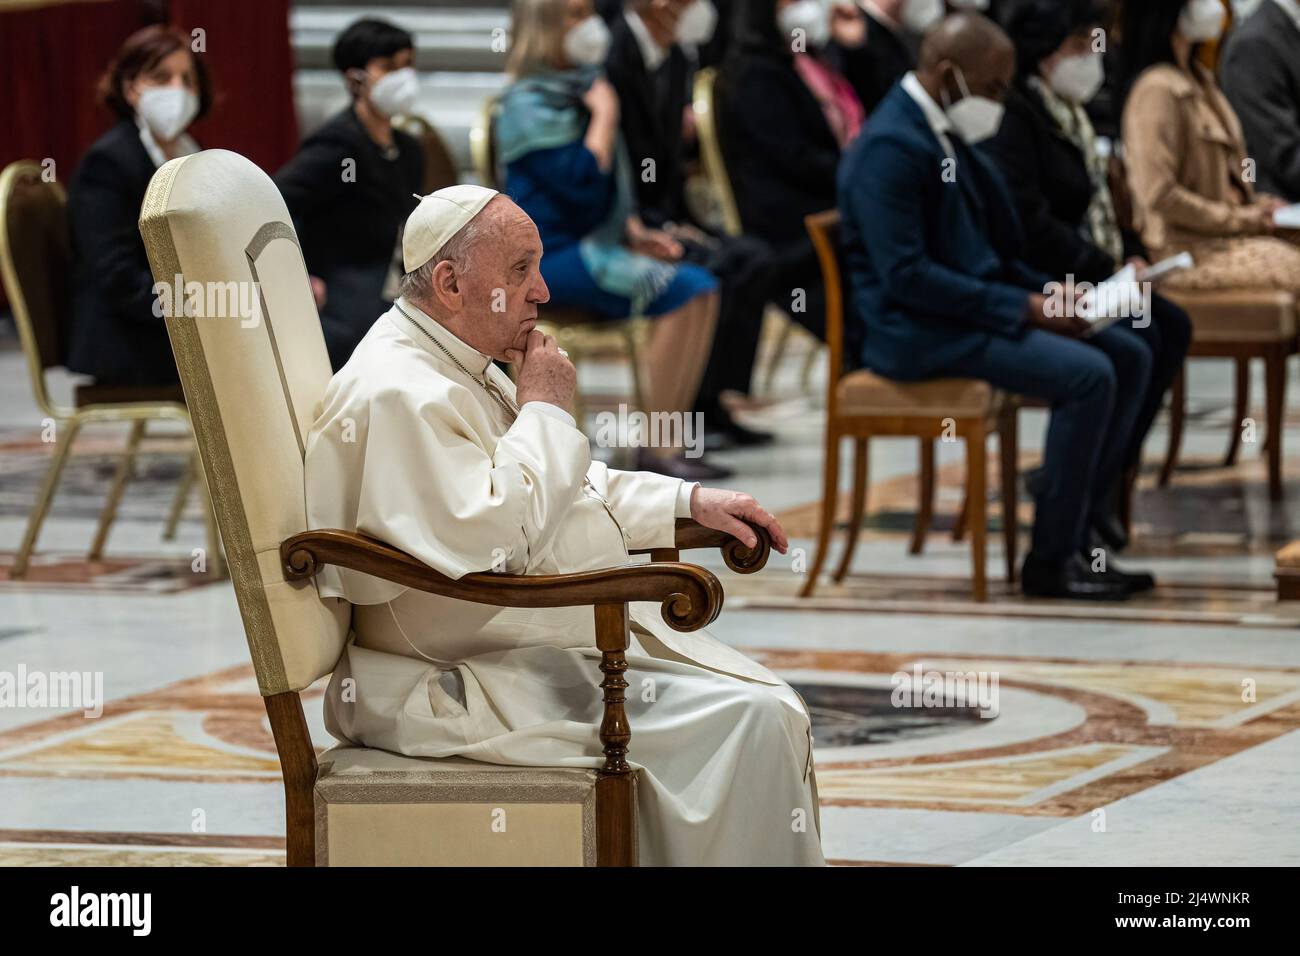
[983,80,1119,285]
[604,13,691,227]
[716,49,840,265]
[1221,0,1300,201]
[67,120,181,386]
[274,107,423,368]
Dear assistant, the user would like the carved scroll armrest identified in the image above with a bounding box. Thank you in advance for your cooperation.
[281,528,723,632]
[630,517,771,574]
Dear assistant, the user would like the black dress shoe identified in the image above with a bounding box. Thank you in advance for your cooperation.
[1021,553,1131,601]
[635,450,733,481]
[1082,552,1155,594]
[702,416,775,451]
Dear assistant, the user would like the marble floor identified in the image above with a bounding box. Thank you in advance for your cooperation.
[1,321,1298,867]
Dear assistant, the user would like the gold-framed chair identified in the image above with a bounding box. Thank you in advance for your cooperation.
[692,65,822,397]
[799,210,1019,602]
[0,159,220,577]
[470,95,648,424]
[139,148,772,866]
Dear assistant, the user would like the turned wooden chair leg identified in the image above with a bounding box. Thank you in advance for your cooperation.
[1118,461,1138,540]
[89,419,146,561]
[1265,346,1286,502]
[832,438,869,582]
[909,438,935,556]
[966,422,988,602]
[11,417,83,578]
[1159,366,1186,487]
[998,405,1018,584]
[801,427,841,597]
[595,603,635,867]
[1225,356,1248,467]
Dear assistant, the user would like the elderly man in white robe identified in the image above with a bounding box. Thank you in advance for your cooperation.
[304,184,824,866]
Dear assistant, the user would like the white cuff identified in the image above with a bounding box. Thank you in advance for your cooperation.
[522,401,576,430]
[674,481,698,518]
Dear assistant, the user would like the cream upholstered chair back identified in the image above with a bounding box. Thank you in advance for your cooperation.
[139,149,350,695]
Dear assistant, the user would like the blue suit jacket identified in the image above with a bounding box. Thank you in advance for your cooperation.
[837,82,1052,380]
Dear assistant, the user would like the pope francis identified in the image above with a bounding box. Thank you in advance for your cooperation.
[303,184,824,866]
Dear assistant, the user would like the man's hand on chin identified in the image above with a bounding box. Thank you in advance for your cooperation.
[690,486,789,555]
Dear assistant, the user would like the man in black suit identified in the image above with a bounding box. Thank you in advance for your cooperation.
[275,18,424,370]
[1221,0,1300,202]
[605,0,775,447]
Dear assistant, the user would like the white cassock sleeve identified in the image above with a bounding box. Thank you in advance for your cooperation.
[586,465,695,551]
[345,387,592,586]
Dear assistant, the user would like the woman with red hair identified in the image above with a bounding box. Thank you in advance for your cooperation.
[67,24,213,387]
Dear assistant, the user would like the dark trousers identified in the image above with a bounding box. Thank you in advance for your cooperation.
[941,324,1152,562]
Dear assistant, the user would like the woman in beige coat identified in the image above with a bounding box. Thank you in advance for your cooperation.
[1119,0,1300,293]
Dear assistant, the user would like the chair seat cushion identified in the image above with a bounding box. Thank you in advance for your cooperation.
[1162,289,1297,344]
[74,382,186,407]
[1276,540,1300,570]
[836,370,995,417]
[314,746,606,866]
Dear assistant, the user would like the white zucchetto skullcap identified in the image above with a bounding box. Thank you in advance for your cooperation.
[402,184,500,273]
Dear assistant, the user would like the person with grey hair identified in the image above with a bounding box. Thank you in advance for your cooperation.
[302,184,825,866]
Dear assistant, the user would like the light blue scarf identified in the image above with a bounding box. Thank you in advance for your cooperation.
[496,68,676,314]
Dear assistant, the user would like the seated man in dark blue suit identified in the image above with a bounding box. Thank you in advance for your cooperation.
[838,12,1155,601]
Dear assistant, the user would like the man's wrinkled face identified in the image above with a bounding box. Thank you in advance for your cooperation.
[458,201,550,360]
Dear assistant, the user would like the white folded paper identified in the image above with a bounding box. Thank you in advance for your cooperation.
[1078,264,1145,336]
[1275,204,1300,230]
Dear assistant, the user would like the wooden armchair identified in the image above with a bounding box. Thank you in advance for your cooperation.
[139,148,768,866]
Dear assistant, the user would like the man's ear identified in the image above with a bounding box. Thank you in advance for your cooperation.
[431,260,463,312]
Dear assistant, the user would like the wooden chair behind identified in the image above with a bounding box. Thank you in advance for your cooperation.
[800,209,1018,601]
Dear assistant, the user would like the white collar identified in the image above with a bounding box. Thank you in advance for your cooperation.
[901,71,956,158]
[392,297,493,377]
[134,115,199,169]
[625,10,670,72]
[1272,0,1300,31]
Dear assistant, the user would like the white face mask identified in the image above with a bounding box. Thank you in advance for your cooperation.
[136,85,199,142]
[1047,51,1105,105]
[778,0,831,50]
[942,65,1005,144]
[947,0,990,9]
[900,0,946,33]
[1178,0,1226,42]
[564,14,612,66]
[677,0,718,46]
[369,66,419,117]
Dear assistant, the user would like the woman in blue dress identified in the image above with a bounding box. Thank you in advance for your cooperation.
[498,0,726,480]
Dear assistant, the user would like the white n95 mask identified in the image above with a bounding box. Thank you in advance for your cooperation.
[677,0,718,46]
[942,66,1005,144]
[370,66,419,117]
[564,14,612,66]
[1048,52,1105,105]
[136,86,199,142]
[901,0,946,33]
[778,0,831,50]
[1179,0,1226,42]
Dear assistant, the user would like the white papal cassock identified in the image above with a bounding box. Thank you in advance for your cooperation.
[303,297,824,866]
